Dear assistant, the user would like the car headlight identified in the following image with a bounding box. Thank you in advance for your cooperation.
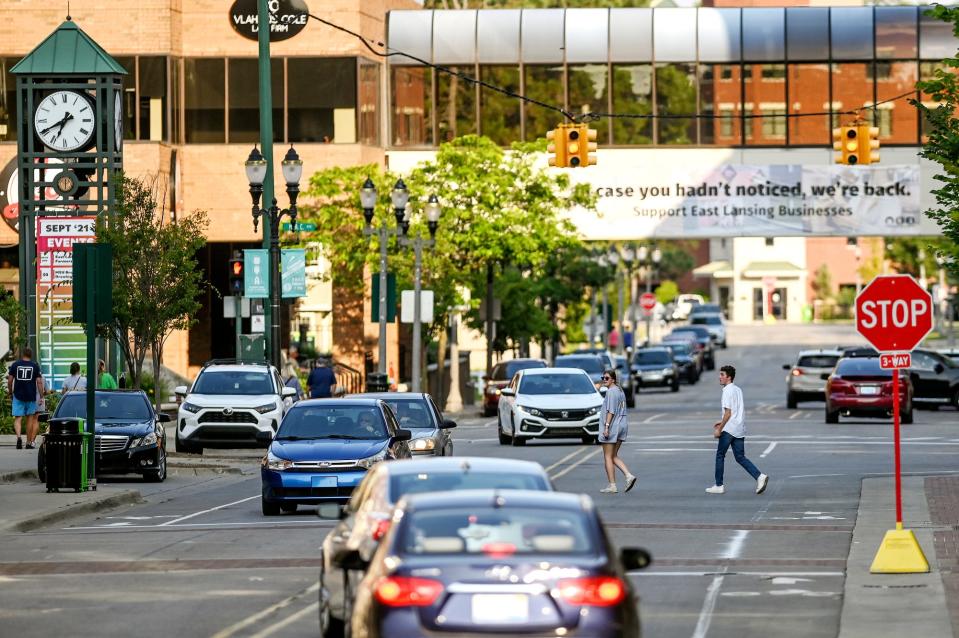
[181,402,202,413]
[517,405,545,418]
[411,438,436,451]
[132,432,157,447]
[263,451,293,471]
[587,405,601,416]
[356,449,388,469]
[254,403,278,414]
[662,368,674,375]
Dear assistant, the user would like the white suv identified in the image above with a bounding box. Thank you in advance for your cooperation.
[174,361,297,454]
[498,367,604,446]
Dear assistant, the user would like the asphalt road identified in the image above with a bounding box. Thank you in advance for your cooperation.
[1,324,956,638]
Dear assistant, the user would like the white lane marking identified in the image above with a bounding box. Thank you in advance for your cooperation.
[691,573,726,638]
[158,495,260,527]
[789,411,802,420]
[543,447,589,474]
[248,601,319,638]
[723,530,749,560]
[66,520,335,531]
[630,571,844,577]
[643,413,667,424]
[760,442,777,458]
[482,419,497,428]
[211,582,320,638]
[550,449,602,481]
[771,577,814,585]
[635,448,716,452]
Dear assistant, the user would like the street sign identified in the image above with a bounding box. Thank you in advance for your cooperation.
[400,290,434,324]
[281,221,316,232]
[855,275,933,353]
[281,249,306,298]
[244,249,269,298]
[640,292,657,315]
[880,353,911,370]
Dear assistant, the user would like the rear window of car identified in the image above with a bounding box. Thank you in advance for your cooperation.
[634,351,672,365]
[555,357,604,374]
[506,360,546,377]
[692,316,722,325]
[672,327,709,338]
[398,506,593,556]
[835,358,890,377]
[391,472,549,500]
[798,355,839,369]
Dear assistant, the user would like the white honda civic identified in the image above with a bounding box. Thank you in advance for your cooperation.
[497,367,604,446]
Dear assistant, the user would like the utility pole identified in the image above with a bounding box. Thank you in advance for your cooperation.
[256,0,275,363]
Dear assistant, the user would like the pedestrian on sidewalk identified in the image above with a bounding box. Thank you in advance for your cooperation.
[707,365,768,495]
[307,357,337,399]
[97,359,118,390]
[60,362,87,394]
[599,368,637,494]
[7,347,44,449]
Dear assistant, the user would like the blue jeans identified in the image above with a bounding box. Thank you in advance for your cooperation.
[715,432,761,486]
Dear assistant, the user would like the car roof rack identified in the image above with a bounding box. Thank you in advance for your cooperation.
[202,358,271,368]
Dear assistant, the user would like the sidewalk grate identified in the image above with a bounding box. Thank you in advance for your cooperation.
[924,476,959,637]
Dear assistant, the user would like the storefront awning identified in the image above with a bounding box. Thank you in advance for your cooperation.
[692,260,732,279]
[741,261,804,279]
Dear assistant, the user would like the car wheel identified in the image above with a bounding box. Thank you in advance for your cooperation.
[787,392,798,409]
[512,436,527,446]
[952,387,959,411]
[175,434,201,455]
[721,341,727,349]
[707,360,716,371]
[280,503,297,513]
[262,495,281,516]
[901,406,914,424]
[144,449,167,482]
[325,617,346,638]
[37,444,46,484]
[497,414,510,445]
[671,379,680,392]
[483,406,495,418]
[825,407,839,424]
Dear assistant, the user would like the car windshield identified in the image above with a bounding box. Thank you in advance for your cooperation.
[664,343,692,356]
[506,360,546,377]
[398,506,594,556]
[382,399,434,429]
[192,370,273,395]
[391,472,548,500]
[519,373,596,395]
[798,355,840,368]
[56,393,152,421]
[692,315,722,325]
[277,405,388,440]
[634,351,672,365]
[555,357,604,374]
[673,327,709,338]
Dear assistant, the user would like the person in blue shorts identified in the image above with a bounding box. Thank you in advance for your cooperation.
[7,347,44,449]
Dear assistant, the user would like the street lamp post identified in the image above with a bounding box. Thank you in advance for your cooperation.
[637,246,662,347]
[621,244,637,356]
[399,194,441,392]
[360,178,409,375]
[245,145,303,369]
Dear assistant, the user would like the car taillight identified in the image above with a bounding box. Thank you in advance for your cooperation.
[828,378,853,394]
[372,519,391,541]
[557,576,626,607]
[481,542,516,558]
[791,369,803,376]
[374,576,444,607]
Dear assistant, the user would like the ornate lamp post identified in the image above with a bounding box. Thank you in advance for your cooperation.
[245,145,303,368]
[399,194,441,392]
[637,245,662,346]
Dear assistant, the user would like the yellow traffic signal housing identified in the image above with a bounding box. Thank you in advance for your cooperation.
[861,125,880,164]
[833,125,861,165]
[547,125,568,168]
[547,123,598,168]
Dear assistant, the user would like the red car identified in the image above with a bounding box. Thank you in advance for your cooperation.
[482,358,547,417]
[825,356,913,424]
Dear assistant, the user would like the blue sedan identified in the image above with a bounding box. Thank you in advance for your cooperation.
[260,399,412,515]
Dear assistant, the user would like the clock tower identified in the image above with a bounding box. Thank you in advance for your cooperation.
[11,18,125,355]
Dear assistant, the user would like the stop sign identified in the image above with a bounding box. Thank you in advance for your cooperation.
[640,293,657,314]
[855,275,933,352]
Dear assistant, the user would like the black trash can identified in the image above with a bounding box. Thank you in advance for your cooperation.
[45,418,89,493]
[366,372,389,393]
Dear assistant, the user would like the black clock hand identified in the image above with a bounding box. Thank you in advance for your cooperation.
[39,113,71,135]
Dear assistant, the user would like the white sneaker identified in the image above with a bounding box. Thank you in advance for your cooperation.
[624,475,637,493]
[705,485,725,494]
[600,483,618,494]
[756,474,769,495]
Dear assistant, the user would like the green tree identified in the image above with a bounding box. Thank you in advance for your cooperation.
[97,173,208,407]
[914,4,959,279]
[884,236,955,281]
[811,264,833,301]
[655,280,679,305]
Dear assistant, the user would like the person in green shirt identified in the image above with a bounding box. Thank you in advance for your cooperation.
[98,359,118,389]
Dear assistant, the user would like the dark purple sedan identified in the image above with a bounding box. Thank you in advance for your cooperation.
[331,490,650,638]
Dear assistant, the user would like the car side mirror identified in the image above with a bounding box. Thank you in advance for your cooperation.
[158,413,172,423]
[38,412,49,423]
[934,363,945,375]
[782,364,791,370]
[332,548,369,571]
[282,387,297,398]
[500,388,515,397]
[440,419,457,429]
[394,428,412,442]
[255,431,273,444]
[620,547,652,571]
[174,385,188,396]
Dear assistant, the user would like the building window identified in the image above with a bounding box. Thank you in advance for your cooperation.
[876,107,893,138]
[0,58,16,142]
[115,57,137,141]
[611,64,652,145]
[876,61,917,144]
[831,63,873,133]
[765,237,775,246]
[524,65,564,142]
[761,64,786,81]
[358,61,380,146]
[700,64,741,146]
[761,108,786,139]
[846,237,858,246]
[391,66,432,147]
[869,62,893,81]
[744,65,785,146]
[437,65,477,143]
[184,58,225,143]
[788,63,829,146]
[568,65,610,144]
[228,58,282,144]
[138,57,169,142]
[656,63,697,145]
[288,58,356,144]
[479,66,520,146]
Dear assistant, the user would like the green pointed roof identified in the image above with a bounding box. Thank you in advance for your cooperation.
[11,19,126,75]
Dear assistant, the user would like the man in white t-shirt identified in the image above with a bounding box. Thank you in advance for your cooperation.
[706,365,768,495]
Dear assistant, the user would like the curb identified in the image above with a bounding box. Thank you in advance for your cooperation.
[9,489,143,533]
[1,469,39,483]
[167,462,245,475]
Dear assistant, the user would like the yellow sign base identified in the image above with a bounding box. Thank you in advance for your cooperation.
[870,526,929,574]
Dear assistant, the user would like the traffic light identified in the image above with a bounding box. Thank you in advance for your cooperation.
[547,125,569,168]
[229,254,244,295]
[862,125,880,164]
[546,123,598,168]
[833,124,880,165]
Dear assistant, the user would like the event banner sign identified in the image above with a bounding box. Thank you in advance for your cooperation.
[567,160,928,240]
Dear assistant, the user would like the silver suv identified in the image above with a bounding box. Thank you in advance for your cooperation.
[783,350,842,409]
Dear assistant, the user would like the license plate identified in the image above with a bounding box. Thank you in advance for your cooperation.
[644,374,662,381]
[471,594,529,624]
[311,476,337,488]
[858,385,880,396]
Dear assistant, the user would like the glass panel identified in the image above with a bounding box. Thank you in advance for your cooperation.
[785,8,828,62]
[653,8,697,63]
[830,63,873,130]
[184,58,225,143]
[433,10,476,65]
[437,66,476,142]
[611,64,652,145]
[874,61,917,144]
[698,8,741,63]
[524,65,563,142]
[876,7,917,60]
[138,57,168,142]
[477,9,521,64]
[920,10,958,60]
[391,66,433,147]
[171,58,180,144]
[0,59,14,141]
[288,58,356,144]
[655,63,696,145]
[609,8,652,63]
[788,63,828,146]
[228,58,282,144]
[568,65,609,144]
[830,8,874,61]
[743,63,785,145]
[521,9,565,64]
[565,9,609,64]
[479,66,520,146]
[700,64,741,146]
[359,62,380,146]
[115,56,136,141]
[742,8,784,62]
[389,11,433,65]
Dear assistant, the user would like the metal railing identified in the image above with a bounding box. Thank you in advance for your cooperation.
[332,360,364,396]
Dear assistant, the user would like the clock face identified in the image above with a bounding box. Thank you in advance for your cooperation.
[114,91,122,149]
[34,90,95,152]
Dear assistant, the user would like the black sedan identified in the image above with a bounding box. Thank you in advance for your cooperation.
[908,349,959,409]
[632,347,680,392]
[348,393,456,456]
[669,325,716,370]
[39,390,170,482]
[613,355,637,407]
[333,490,650,638]
[661,340,702,384]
